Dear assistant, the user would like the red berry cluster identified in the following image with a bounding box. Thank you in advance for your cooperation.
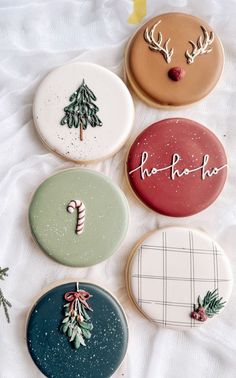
[191,307,208,322]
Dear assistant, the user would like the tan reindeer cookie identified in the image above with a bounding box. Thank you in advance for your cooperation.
[124,13,224,108]
[33,62,134,162]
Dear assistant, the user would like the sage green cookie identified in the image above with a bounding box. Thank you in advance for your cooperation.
[29,168,129,267]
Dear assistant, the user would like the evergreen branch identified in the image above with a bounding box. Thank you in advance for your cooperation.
[192,289,225,321]
[205,292,226,317]
[0,288,11,323]
[0,267,9,280]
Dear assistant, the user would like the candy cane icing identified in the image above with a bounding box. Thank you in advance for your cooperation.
[67,200,86,235]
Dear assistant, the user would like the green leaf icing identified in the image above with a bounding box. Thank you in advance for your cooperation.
[191,289,225,322]
[60,282,93,349]
[60,79,102,141]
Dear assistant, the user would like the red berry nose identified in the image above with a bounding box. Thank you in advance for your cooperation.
[168,67,186,81]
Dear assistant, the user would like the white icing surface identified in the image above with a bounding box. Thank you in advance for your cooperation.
[128,227,233,330]
[144,20,174,64]
[129,151,228,180]
[185,26,215,65]
[33,62,134,162]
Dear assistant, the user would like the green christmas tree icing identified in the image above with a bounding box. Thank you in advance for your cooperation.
[60,79,102,141]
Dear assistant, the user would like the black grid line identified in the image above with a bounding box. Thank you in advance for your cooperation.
[152,319,197,327]
[213,243,220,288]
[162,232,165,325]
[189,231,196,326]
[192,232,196,326]
[140,246,143,309]
[132,274,230,282]
[140,299,195,307]
[138,246,141,308]
[216,244,219,289]
[212,241,217,291]
[164,231,168,326]
[189,231,193,327]
[142,244,224,255]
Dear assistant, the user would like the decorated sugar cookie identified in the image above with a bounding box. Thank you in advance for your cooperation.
[126,227,233,329]
[29,168,129,267]
[33,62,134,162]
[124,13,224,107]
[126,118,227,217]
[27,281,128,378]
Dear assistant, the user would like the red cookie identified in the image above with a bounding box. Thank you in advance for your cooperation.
[126,118,227,217]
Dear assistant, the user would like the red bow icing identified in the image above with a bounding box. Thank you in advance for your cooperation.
[64,290,93,312]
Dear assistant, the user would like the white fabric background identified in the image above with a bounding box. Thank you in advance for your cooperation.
[0,0,235,377]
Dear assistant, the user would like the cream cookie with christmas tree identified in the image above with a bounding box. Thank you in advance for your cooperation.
[126,227,233,330]
[33,62,134,162]
[124,13,224,108]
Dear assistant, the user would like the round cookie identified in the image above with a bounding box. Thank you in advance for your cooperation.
[33,62,134,162]
[126,118,227,217]
[126,227,233,330]
[29,168,129,267]
[27,281,129,378]
[124,13,224,108]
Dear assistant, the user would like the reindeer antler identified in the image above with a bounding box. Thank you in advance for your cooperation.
[144,20,174,64]
[185,26,214,65]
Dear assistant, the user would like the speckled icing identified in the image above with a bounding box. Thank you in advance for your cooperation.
[27,282,129,378]
[125,13,224,107]
[29,168,129,267]
[127,227,233,330]
[127,118,227,217]
[33,62,134,162]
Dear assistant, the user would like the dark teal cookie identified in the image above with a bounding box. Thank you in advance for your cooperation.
[27,282,128,378]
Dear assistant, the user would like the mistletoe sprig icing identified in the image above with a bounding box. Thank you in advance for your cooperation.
[0,267,11,323]
[191,289,225,322]
[60,79,103,141]
[60,283,93,349]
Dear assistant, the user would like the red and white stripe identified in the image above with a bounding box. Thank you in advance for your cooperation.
[67,199,86,235]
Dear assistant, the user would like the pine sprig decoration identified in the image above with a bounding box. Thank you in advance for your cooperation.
[191,289,225,322]
[0,267,11,323]
[201,289,225,317]
[60,79,103,141]
[0,289,11,323]
[60,283,93,349]
[0,267,9,280]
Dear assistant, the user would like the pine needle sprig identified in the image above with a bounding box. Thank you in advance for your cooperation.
[0,288,11,323]
[201,289,226,318]
[0,267,9,280]
[192,289,226,321]
[0,267,11,323]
